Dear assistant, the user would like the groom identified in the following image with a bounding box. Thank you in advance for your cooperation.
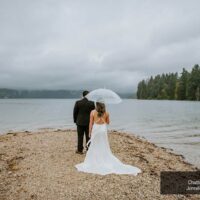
[73,90,95,154]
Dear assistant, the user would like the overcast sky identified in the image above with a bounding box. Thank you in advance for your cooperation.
[0,0,200,92]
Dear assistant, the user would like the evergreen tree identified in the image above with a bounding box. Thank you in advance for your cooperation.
[176,68,189,100]
[187,64,200,100]
[137,80,147,99]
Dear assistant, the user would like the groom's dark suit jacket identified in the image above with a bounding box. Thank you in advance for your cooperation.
[73,97,95,126]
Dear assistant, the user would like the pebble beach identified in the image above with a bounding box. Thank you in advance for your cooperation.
[0,129,199,200]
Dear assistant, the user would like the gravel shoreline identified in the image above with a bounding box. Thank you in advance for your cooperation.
[0,129,199,200]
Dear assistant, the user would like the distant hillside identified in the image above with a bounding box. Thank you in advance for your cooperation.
[0,89,82,99]
[120,92,137,99]
[0,89,135,99]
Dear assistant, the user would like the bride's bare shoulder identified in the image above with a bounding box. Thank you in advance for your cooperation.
[91,109,96,115]
[105,111,109,116]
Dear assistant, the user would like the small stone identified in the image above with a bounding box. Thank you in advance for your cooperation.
[30,194,37,199]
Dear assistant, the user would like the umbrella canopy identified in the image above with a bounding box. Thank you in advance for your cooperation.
[86,88,122,104]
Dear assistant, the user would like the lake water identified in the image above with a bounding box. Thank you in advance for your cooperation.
[0,99,199,168]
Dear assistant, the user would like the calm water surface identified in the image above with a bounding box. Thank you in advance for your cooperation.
[0,99,199,167]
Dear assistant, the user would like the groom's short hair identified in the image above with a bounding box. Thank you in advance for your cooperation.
[83,90,89,97]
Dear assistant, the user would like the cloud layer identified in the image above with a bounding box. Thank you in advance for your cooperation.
[0,0,200,92]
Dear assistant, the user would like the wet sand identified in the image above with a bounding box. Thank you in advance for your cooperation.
[0,129,199,200]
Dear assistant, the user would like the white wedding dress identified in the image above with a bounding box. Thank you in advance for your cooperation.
[75,122,141,175]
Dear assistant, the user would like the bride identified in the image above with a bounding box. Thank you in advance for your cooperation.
[75,101,141,175]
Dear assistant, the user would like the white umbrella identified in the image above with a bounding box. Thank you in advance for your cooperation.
[86,88,122,104]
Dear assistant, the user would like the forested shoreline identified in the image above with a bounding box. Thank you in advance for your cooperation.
[137,64,200,101]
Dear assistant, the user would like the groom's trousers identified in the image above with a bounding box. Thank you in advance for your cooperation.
[77,125,90,152]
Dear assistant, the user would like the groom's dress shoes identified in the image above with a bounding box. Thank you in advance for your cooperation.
[76,150,83,154]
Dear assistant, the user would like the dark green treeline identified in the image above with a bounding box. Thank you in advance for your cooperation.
[137,64,200,101]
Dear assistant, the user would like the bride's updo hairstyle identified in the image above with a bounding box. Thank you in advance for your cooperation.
[96,102,106,117]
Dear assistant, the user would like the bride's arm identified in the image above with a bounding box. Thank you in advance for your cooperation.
[106,112,110,124]
[89,111,94,137]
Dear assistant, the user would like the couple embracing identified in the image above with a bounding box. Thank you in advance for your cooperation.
[73,90,141,175]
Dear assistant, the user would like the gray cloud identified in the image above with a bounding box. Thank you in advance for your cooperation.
[0,0,200,92]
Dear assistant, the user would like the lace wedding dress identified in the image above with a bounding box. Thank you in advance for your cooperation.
[75,123,141,175]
